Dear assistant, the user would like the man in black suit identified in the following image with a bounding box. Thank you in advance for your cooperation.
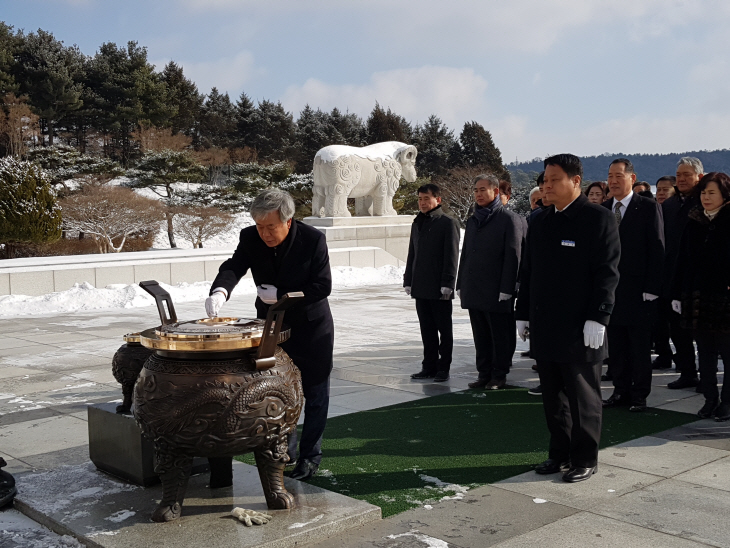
[516,154,620,483]
[205,189,334,482]
[602,159,665,412]
[662,157,704,389]
[404,183,460,382]
[457,173,523,390]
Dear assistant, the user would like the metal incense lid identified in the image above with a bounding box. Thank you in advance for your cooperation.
[138,317,290,352]
[123,332,141,344]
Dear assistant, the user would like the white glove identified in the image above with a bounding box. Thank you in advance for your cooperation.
[671,300,682,314]
[516,320,529,341]
[231,507,272,526]
[499,293,512,302]
[643,293,659,301]
[205,291,226,317]
[440,287,453,299]
[583,320,606,349]
[256,284,278,304]
[404,286,411,296]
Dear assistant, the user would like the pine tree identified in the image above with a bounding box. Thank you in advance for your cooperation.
[293,105,334,173]
[14,30,84,146]
[234,91,256,149]
[26,144,122,192]
[365,103,411,144]
[329,107,365,147]
[161,61,203,138]
[198,87,236,149]
[457,121,508,179]
[0,157,61,257]
[0,22,21,97]
[249,100,295,161]
[412,115,457,178]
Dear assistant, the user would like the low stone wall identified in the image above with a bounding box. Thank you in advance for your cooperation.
[0,246,403,296]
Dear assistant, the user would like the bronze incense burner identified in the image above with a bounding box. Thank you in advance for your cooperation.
[131,281,304,522]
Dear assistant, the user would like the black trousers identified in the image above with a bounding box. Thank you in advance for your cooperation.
[415,298,453,373]
[288,375,330,465]
[653,298,673,361]
[607,324,653,401]
[669,307,698,378]
[468,309,515,381]
[695,330,730,403]
[538,360,603,468]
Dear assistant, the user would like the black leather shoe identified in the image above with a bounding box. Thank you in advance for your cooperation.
[629,399,647,412]
[485,378,506,390]
[651,357,672,370]
[714,402,730,422]
[468,378,490,389]
[0,457,17,509]
[433,371,450,382]
[562,465,597,482]
[534,458,571,475]
[527,385,542,396]
[521,350,531,358]
[285,458,319,481]
[667,376,699,389]
[698,399,719,419]
[411,370,436,380]
[602,393,630,407]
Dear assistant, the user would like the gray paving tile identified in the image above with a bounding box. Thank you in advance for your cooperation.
[674,455,730,492]
[0,343,54,358]
[495,463,663,511]
[10,331,100,345]
[0,365,44,380]
[0,414,88,459]
[597,436,727,478]
[314,484,577,548]
[654,394,705,414]
[0,337,33,351]
[0,348,111,372]
[592,478,730,548]
[329,387,424,412]
[491,511,709,548]
[653,422,730,452]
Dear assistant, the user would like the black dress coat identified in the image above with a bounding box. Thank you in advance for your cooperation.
[601,194,665,326]
[516,194,621,363]
[403,206,460,300]
[661,193,701,298]
[673,205,730,333]
[456,203,523,313]
[211,220,334,384]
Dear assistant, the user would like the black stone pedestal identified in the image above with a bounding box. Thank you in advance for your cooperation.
[87,403,209,487]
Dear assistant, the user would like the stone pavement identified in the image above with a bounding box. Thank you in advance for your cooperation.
[1,284,727,547]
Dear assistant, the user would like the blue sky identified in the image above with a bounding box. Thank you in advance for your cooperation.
[3,0,730,164]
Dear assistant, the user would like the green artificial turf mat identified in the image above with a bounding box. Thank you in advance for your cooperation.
[236,387,697,517]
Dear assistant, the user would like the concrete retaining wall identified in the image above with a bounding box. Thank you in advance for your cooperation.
[0,246,403,296]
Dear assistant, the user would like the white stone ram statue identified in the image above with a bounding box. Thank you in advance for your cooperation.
[312,141,418,217]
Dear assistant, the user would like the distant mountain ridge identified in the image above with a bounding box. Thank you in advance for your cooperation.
[507,149,730,183]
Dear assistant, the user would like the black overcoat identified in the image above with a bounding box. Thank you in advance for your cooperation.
[456,203,523,313]
[661,193,700,298]
[673,205,730,333]
[211,220,334,384]
[601,194,665,326]
[516,194,621,363]
[403,206,460,300]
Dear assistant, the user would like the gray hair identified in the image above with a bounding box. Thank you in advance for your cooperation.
[250,188,295,222]
[472,173,500,188]
[677,156,704,175]
[529,186,541,199]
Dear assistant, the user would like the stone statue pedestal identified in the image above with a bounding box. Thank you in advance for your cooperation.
[303,215,413,264]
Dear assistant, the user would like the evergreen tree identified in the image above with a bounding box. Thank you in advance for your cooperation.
[412,115,457,177]
[234,91,256,149]
[0,157,61,257]
[26,144,122,192]
[365,102,411,144]
[198,87,236,149]
[293,105,334,173]
[161,61,203,138]
[457,121,508,179]
[249,100,295,161]
[14,30,84,146]
[329,107,365,147]
[84,41,174,165]
[0,22,21,97]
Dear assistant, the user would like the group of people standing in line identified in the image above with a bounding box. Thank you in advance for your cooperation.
[404,153,730,483]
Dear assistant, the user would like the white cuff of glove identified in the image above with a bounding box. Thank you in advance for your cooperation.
[499,292,512,302]
[583,320,606,349]
[643,293,658,301]
[256,284,279,304]
[404,286,411,296]
[205,291,226,318]
[516,320,529,341]
[671,300,682,314]
[440,287,453,298]
[457,289,461,299]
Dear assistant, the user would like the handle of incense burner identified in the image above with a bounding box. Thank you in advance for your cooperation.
[138,280,178,326]
[255,292,305,370]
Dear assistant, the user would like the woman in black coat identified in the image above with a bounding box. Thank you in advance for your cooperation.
[672,172,730,421]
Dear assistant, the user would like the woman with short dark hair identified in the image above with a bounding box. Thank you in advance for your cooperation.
[584,181,608,204]
[672,172,730,421]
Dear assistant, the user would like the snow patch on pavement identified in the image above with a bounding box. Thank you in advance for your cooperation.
[387,531,449,547]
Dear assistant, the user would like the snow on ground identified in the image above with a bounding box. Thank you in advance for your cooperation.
[0,266,405,317]
[152,211,253,250]
[0,508,84,548]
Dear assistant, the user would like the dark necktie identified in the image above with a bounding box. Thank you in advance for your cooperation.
[614,202,623,225]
